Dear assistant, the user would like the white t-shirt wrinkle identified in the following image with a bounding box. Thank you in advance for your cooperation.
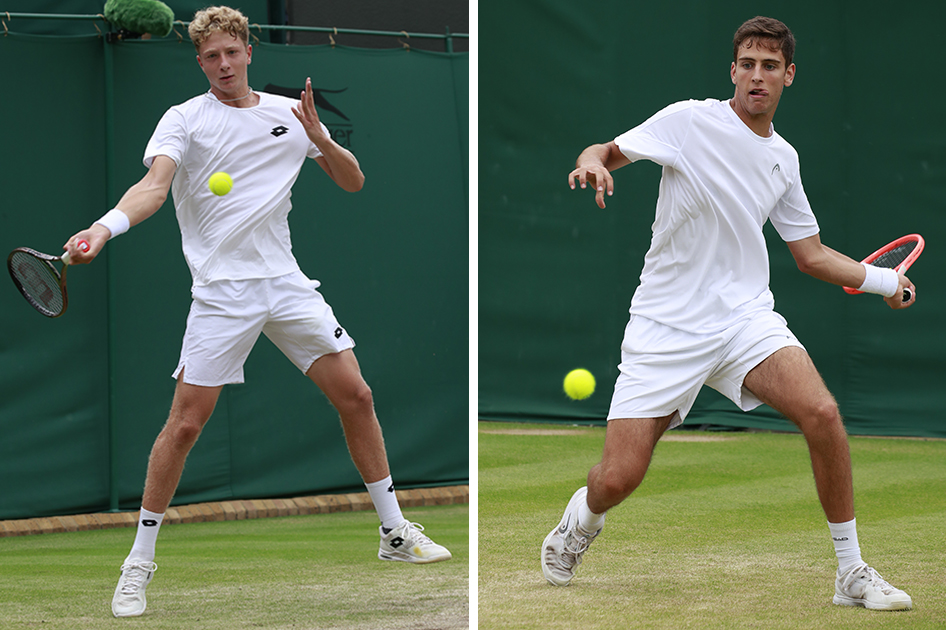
[144,91,326,287]
[614,98,820,334]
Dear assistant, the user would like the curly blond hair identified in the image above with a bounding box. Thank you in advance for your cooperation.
[188,6,249,52]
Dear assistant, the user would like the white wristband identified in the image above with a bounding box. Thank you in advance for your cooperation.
[93,208,130,239]
[857,262,899,298]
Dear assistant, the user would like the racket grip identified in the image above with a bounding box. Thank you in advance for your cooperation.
[62,239,90,265]
[903,288,912,302]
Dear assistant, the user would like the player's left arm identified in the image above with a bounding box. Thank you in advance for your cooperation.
[786,233,913,309]
[291,77,365,193]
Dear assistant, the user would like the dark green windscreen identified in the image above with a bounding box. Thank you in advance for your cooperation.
[479,2,946,438]
[0,34,468,520]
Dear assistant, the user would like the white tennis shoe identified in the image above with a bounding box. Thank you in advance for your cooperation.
[111,560,157,617]
[542,486,603,586]
[833,563,912,610]
[378,521,452,563]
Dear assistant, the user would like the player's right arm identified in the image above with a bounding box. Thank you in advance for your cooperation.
[64,155,177,264]
[568,141,631,209]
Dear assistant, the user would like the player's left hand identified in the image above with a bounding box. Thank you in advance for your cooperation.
[291,77,329,143]
[883,272,915,309]
[568,164,614,209]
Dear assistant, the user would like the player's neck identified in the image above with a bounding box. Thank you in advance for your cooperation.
[729,98,775,137]
[210,85,258,108]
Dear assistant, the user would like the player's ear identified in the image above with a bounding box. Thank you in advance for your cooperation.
[730,62,737,84]
[783,62,795,87]
[247,44,252,64]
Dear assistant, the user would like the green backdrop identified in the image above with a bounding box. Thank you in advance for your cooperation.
[0,34,468,520]
[479,0,946,438]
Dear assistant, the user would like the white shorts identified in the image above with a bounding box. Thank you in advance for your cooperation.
[607,311,804,429]
[173,271,355,387]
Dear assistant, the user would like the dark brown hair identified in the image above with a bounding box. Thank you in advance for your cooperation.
[733,16,795,66]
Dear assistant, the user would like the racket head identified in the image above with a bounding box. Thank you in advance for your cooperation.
[843,234,924,295]
[6,248,68,317]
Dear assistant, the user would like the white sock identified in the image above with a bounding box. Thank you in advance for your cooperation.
[365,476,404,533]
[828,518,863,574]
[578,497,606,532]
[128,508,165,563]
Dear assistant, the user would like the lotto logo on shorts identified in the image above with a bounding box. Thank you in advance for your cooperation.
[334,327,343,339]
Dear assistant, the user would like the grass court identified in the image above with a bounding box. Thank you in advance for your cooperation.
[0,504,468,629]
[478,422,946,629]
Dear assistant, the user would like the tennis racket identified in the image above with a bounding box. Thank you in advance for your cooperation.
[7,240,89,318]
[843,233,924,301]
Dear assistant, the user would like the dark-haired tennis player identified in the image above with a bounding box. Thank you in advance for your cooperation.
[542,16,913,611]
[64,5,450,619]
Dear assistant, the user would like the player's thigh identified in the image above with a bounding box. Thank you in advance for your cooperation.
[743,346,838,426]
[600,415,674,472]
[306,349,372,411]
[165,374,224,439]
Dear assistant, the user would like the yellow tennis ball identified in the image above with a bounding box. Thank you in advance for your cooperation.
[563,368,595,400]
[208,171,233,196]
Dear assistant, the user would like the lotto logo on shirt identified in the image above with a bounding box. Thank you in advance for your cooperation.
[264,83,355,148]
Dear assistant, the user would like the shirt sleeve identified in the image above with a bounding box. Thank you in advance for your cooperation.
[143,107,186,168]
[613,100,696,168]
[770,171,820,241]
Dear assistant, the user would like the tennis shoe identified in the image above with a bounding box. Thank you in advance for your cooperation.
[833,563,912,610]
[542,486,603,586]
[378,521,452,563]
[111,560,157,617]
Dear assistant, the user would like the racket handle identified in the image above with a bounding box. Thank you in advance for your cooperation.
[61,239,90,266]
[903,288,912,302]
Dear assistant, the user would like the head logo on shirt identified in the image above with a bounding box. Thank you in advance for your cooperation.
[771,163,781,175]
[264,83,355,149]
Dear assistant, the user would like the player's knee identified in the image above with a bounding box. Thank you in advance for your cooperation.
[337,381,374,416]
[597,463,646,503]
[163,404,211,446]
[815,398,842,425]
[798,394,840,425]
[164,417,204,447]
[796,397,844,436]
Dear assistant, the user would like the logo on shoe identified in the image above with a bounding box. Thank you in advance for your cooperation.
[390,536,405,549]
[558,515,571,534]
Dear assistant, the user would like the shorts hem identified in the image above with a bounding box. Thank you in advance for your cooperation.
[299,339,357,374]
[172,362,244,388]
[606,409,685,429]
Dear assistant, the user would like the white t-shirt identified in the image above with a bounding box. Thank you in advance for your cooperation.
[614,98,820,334]
[144,91,326,287]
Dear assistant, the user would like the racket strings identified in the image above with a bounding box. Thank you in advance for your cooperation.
[870,242,916,269]
[8,251,64,315]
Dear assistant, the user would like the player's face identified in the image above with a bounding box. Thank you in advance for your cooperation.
[197,32,253,98]
[729,39,795,132]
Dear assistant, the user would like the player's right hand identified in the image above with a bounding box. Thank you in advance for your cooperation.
[63,224,110,265]
[883,272,916,310]
[568,164,614,209]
